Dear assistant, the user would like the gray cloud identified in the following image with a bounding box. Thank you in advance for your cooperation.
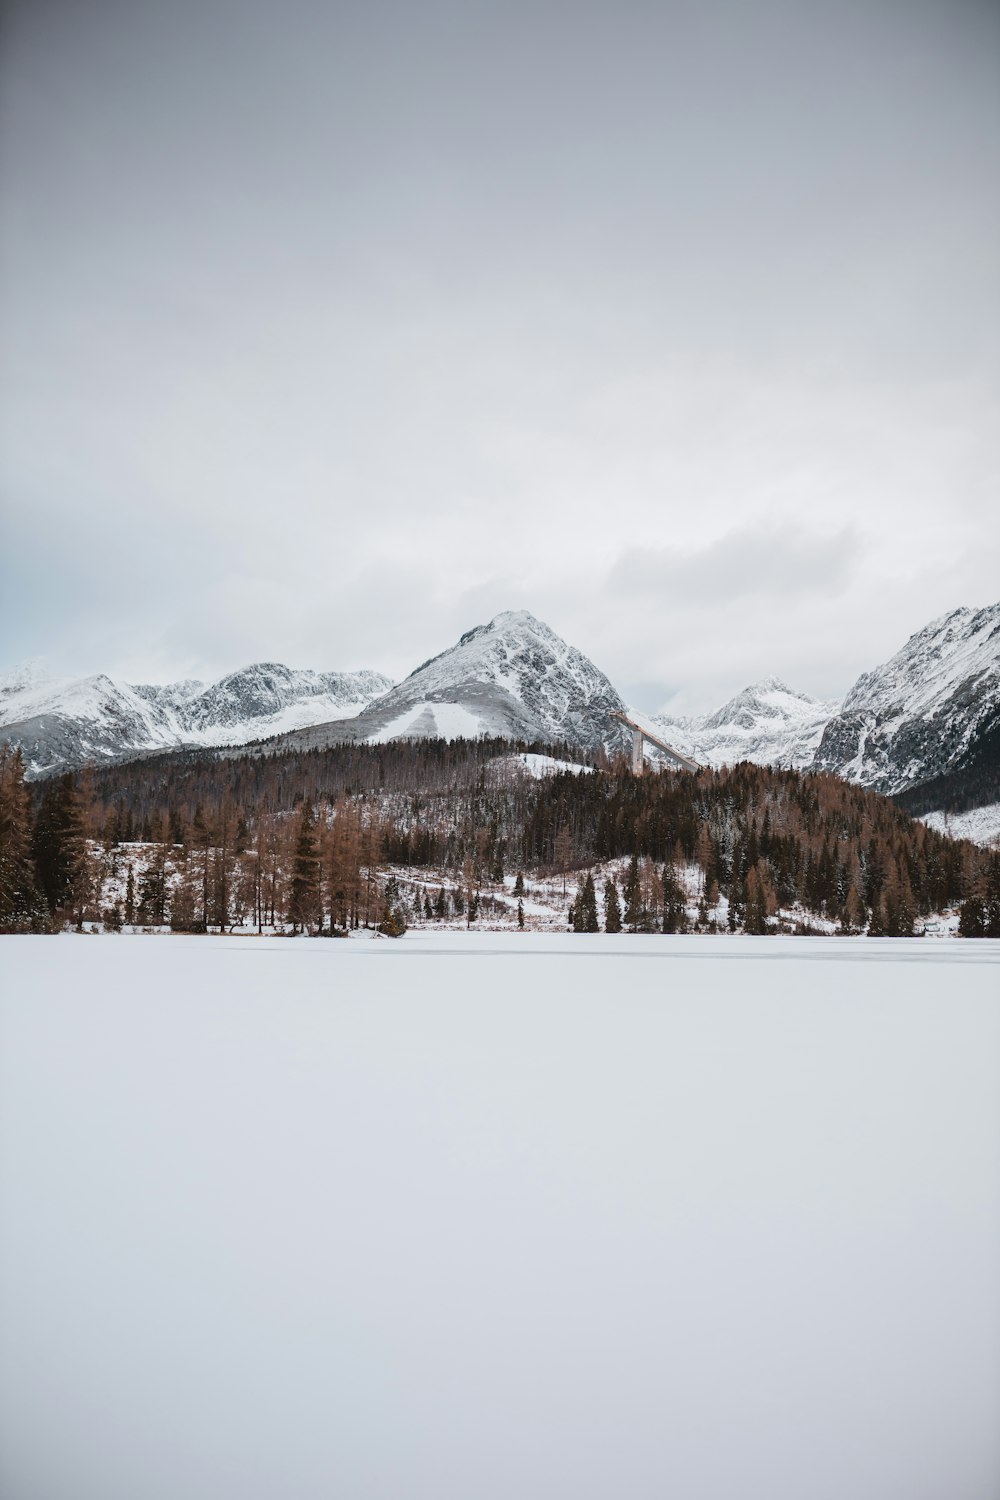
[608,525,860,605]
[1,0,997,712]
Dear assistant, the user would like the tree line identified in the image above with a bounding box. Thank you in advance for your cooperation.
[2,736,998,936]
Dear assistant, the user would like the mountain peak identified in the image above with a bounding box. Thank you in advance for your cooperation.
[344,610,627,750]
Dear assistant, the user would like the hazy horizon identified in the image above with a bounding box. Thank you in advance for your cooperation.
[2,596,999,721]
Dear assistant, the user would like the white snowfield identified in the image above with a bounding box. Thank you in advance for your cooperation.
[921,801,1000,850]
[1,934,998,1500]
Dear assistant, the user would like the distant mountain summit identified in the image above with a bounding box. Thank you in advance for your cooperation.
[280,611,630,753]
[648,678,837,770]
[0,660,393,775]
[813,604,1000,793]
[3,603,997,839]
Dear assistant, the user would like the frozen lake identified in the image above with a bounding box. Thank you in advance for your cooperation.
[1,934,999,1500]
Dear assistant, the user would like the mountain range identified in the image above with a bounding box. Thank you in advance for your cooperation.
[0,661,393,776]
[2,602,998,836]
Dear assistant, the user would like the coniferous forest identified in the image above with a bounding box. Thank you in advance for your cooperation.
[1,735,998,937]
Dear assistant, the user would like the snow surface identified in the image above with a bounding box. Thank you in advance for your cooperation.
[921,801,1000,849]
[366,700,487,743]
[2,934,998,1500]
[514,751,594,778]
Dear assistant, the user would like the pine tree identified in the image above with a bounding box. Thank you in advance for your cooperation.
[513,871,525,897]
[603,877,623,933]
[32,773,91,927]
[287,803,321,933]
[378,875,407,937]
[0,743,47,932]
[580,872,599,932]
[958,898,985,938]
[517,898,525,929]
[623,853,641,931]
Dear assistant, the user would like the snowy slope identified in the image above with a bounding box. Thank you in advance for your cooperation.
[0,660,394,775]
[920,803,1000,849]
[647,679,838,770]
[283,611,630,753]
[812,604,1000,793]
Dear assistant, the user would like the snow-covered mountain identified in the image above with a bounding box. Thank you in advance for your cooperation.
[5,603,997,809]
[812,605,1000,794]
[645,678,838,771]
[280,611,630,753]
[0,660,394,776]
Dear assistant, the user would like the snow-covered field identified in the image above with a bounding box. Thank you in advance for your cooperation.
[1,934,998,1500]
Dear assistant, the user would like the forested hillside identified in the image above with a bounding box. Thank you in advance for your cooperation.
[2,736,998,937]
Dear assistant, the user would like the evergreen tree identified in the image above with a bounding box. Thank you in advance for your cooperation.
[287,803,321,933]
[517,898,525,929]
[580,872,599,932]
[958,898,985,938]
[513,871,525,897]
[603,877,623,933]
[661,865,685,934]
[378,876,407,937]
[32,773,90,927]
[0,743,47,932]
[623,853,641,931]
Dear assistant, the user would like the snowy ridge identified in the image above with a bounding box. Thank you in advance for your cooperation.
[646,678,837,770]
[3,604,997,816]
[812,604,1000,793]
[0,660,394,775]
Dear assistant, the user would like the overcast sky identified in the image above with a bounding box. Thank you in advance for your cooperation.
[1,0,997,714]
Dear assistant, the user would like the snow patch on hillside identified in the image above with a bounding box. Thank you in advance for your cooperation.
[921,802,1000,849]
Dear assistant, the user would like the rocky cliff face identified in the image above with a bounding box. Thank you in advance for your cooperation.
[812,605,1000,794]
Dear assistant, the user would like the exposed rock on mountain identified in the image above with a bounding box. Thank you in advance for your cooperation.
[279,611,630,754]
[812,605,1000,794]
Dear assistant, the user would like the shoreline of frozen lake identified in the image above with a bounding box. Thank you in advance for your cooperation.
[1,935,998,1499]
